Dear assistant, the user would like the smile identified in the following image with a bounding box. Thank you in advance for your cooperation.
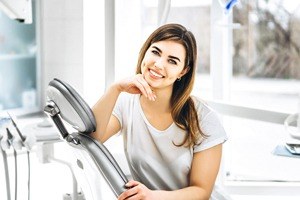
[149,69,164,78]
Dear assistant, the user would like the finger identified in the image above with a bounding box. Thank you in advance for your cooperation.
[127,184,146,200]
[133,78,149,98]
[150,90,157,101]
[118,185,139,200]
[133,76,152,99]
[139,76,153,96]
[125,180,140,188]
[140,74,157,101]
[136,76,156,101]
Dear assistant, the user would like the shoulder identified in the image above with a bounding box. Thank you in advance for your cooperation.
[118,92,136,100]
[190,95,215,120]
[113,93,139,122]
[114,93,138,114]
[116,92,137,105]
[191,96,228,152]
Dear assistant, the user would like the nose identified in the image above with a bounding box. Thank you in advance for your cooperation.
[154,57,164,70]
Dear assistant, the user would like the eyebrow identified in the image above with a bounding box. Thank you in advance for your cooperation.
[152,46,181,63]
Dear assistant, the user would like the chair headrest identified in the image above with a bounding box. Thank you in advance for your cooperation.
[46,78,96,133]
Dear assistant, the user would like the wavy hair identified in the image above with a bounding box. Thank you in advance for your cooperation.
[136,23,207,147]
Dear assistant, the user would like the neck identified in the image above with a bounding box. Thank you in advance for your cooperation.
[140,90,172,113]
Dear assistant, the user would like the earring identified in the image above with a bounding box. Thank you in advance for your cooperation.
[177,77,181,81]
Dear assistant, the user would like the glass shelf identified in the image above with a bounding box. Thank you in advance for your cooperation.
[0,54,35,60]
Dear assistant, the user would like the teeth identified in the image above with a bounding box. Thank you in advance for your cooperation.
[150,70,163,78]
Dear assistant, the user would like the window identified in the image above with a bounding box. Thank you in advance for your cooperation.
[0,0,40,115]
[213,0,300,197]
[231,0,300,112]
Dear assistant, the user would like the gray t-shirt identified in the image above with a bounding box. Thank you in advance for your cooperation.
[113,93,227,191]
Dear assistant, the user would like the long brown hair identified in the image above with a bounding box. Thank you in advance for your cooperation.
[136,23,207,147]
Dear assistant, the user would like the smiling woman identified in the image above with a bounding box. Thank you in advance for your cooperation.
[91,23,227,200]
[141,40,188,89]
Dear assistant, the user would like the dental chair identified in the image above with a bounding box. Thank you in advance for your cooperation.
[44,78,129,199]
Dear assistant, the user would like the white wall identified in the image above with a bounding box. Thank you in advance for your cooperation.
[83,1,105,106]
[39,0,83,106]
[39,0,105,107]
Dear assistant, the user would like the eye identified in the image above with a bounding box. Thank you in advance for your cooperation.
[151,50,160,55]
[168,59,177,65]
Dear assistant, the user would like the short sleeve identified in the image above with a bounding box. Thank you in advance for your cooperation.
[193,99,228,153]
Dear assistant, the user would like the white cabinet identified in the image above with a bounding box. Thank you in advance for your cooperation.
[0,0,39,114]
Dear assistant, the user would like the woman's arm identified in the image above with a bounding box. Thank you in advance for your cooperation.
[91,83,122,142]
[91,74,156,143]
[118,144,223,200]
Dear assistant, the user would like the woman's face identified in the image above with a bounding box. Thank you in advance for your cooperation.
[141,40,188,91]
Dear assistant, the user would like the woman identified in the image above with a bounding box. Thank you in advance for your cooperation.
[92,23,227,200]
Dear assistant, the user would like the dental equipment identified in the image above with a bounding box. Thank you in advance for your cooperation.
[0,0,33,23]
[0,128,11,200]
[285,143,300,155]
[44,78,129,199]
[7,113,31,200]
[1,113,62,200]
[6,127,17,200]
[218,0,239,15]
[284,113,300,140]
[8,113,26,142]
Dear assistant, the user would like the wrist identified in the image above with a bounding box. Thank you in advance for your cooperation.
[110,83,122,94]
[152,190,165,200]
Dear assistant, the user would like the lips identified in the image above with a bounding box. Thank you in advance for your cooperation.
[149,69,164,78]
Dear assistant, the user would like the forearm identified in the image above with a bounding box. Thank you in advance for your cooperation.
[91,84,121,141]
[153,186,211,200]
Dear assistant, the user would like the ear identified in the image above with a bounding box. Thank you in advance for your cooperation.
[180,66,190,77]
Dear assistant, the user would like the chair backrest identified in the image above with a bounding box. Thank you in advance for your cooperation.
[44,78,129,198]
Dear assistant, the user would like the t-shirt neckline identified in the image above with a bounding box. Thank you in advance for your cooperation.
[135,95,175,133]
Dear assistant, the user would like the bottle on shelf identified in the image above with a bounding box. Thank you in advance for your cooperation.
[22,80,37,109]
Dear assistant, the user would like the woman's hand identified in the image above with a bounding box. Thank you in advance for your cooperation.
[118,180,159,200]
[116,74,156,101]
